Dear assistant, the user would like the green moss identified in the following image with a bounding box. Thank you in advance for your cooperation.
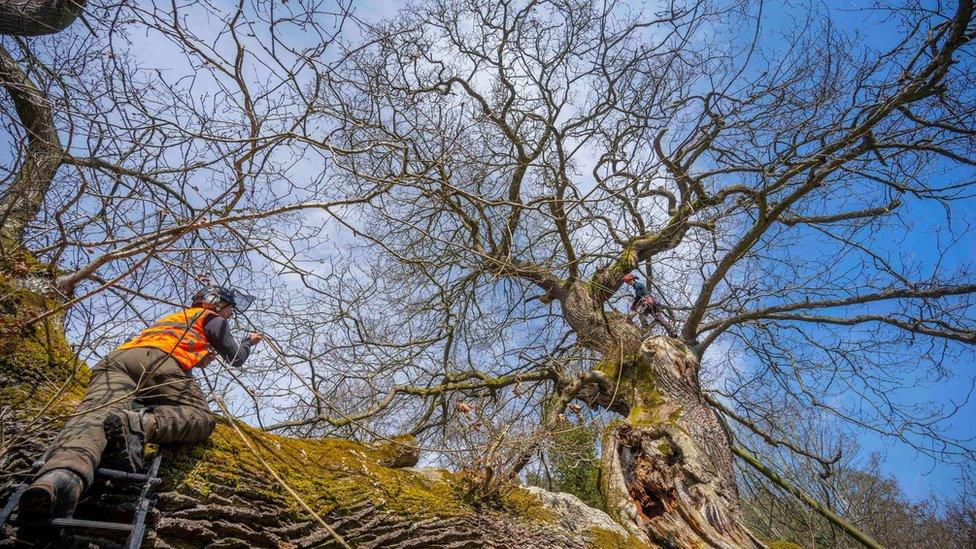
[594,357,621,380]
[497,486,558,523]
[766,541,803,549]
[366,434,419,468]
[612,244,637,273]
[668,407,684,425]
[0,247,88,408]
[162,421,471,521]
[600,353,672,429]
[587,242,638,297]
[596,353,649,382]
[587,526,653,549]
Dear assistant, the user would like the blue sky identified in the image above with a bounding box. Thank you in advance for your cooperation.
[743,0,976,502]
[854,197,975,501]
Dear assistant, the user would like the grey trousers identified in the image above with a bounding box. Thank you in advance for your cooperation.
[40,347,216,487]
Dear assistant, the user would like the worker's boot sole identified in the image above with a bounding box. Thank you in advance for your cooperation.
[18,469,83,521]
[102,412,145,473]
[18,485,55,521]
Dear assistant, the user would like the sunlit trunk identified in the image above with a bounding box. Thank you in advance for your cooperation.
[598,337,762,547]
[562,283,763,547]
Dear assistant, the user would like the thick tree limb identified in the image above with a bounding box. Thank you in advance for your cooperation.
[699,283,976,347]
[0,43,63,245]
[779,198,902,226]
[215,397,352,549]
[765,312,975,344]
[0,0,85,36]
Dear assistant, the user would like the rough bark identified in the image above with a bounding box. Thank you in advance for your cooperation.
[562,283,762,548]
[149,478,588,549]
[0,0,85,37]
[139,427,597,549]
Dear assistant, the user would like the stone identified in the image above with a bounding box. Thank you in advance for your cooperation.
[523,486,630,539]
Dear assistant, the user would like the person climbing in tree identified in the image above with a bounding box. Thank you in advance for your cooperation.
[622,273,675,336]
[19,286,263,519]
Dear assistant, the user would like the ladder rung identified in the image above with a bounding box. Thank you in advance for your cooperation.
[96,468,148,482]
[0,484,27,525]
[43,517,134,532]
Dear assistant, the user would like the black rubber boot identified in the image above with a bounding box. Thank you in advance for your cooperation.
[19,469,84,520]
[102,410,146,472]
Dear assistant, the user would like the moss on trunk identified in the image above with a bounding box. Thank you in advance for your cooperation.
[160,424,468,520]
[0,248,87,402]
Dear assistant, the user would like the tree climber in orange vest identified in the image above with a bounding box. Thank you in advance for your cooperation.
[19,286,263,520]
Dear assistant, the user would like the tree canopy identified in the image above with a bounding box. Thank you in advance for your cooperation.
[2,0,974,545]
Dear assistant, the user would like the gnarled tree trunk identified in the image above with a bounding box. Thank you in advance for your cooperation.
[598,337,760,548]
[562,283,762,548]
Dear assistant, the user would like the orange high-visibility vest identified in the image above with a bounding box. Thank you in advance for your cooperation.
[117,307,217,371]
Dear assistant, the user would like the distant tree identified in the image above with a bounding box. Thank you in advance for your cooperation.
[943,479,976,547]
[538,417,604,511]
[744,451,974,548]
